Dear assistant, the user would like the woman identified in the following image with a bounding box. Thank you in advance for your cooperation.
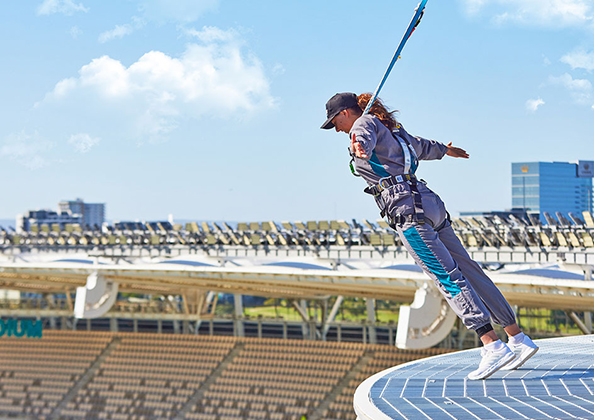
[321,92,538,380]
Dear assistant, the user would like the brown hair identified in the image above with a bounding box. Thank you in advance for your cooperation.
[357,93,399,131]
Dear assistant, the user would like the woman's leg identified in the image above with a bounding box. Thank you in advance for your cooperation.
[436,220,538,369]
[397,219,524,378]
[437,221,517,330]
[396,220,493,335]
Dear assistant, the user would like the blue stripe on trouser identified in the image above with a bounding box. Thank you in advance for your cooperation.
[403,226,461,297]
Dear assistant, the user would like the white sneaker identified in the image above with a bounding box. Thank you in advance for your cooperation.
[468,342,515,380]
[501,334,539,371]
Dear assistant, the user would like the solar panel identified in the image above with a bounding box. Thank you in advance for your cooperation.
[357,336,594,420]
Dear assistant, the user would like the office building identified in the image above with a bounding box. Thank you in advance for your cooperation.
[58,198,105,229]
[16,210,82,233]
[16,198,105,232]
[512,161,594,223]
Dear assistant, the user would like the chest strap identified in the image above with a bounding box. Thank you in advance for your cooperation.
[393,127,419,175]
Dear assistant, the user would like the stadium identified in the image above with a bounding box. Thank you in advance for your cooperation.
[1,210,593,420]
[3,0,594,418]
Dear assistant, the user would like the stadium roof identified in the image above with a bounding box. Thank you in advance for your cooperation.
[1,257,593,310]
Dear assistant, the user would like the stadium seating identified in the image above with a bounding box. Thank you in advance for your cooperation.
[0,331,112,419]
[0,330,450,420]
[188,338,364,419]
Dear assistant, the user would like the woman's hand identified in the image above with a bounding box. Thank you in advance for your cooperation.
[351,133,368,159]
[446,142,469,159]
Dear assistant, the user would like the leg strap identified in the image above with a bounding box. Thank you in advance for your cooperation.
[409,179,425,224]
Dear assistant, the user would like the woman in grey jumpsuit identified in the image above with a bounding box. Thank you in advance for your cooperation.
[321,92,538,380]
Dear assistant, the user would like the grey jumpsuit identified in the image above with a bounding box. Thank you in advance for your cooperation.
[350,114,516,333]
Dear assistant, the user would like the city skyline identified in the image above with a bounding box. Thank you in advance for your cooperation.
[1,1,594,223]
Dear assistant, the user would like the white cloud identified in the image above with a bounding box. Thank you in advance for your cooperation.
[561,49,594,71]
[0,130,55,169]
[69,26,82,39]
[543,56,552,66]
[51,56,131,99]
[37,0,88,16]
[526,97,545,112]
[461,0,594,28]
[99,24,134,44]
[68,133,100,153]
[98,0,219,44]
[183,26,236,43]
[98,17,146,44]
[549,73,592,90]
[272,63,286,76]
[548,72,593,104]
[39,27,276,143]
[464,0,490,15]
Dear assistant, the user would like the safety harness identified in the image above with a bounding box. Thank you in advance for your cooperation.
[360,127,425,226]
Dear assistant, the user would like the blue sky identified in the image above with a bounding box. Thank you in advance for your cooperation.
[1,0,593,223]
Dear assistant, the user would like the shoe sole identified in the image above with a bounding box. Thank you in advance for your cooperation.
[468,351,516,380]
[501,346,539,371]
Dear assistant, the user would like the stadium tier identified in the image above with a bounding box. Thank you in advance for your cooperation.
[0,330,452,420]
[1,211,594,250]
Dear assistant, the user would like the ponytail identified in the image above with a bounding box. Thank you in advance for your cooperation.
[357,93,399,131]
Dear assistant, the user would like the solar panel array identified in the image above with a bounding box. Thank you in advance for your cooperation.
[357,335,594,420]
[1,211,594,250]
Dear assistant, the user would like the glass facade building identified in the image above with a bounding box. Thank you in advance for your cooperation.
[59,198,105,229]
[512,161,593,222]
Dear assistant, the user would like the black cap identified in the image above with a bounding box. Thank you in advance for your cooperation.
[321,92,358,129]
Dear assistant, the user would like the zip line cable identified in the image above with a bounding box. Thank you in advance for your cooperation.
[363,0,429,115]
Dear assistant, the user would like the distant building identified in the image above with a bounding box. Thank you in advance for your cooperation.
[16,199,105,232]
[16,210,81,233]
[58,198,105,229]
[512,161,594,223]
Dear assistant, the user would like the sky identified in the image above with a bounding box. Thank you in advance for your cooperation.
[1,0,593,224]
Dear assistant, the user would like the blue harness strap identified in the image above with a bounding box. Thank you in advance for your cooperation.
[363,0,429,116]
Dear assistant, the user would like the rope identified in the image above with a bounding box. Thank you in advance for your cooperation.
[363,0,429,115]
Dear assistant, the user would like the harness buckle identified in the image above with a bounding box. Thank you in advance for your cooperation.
[378,178,391,191]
